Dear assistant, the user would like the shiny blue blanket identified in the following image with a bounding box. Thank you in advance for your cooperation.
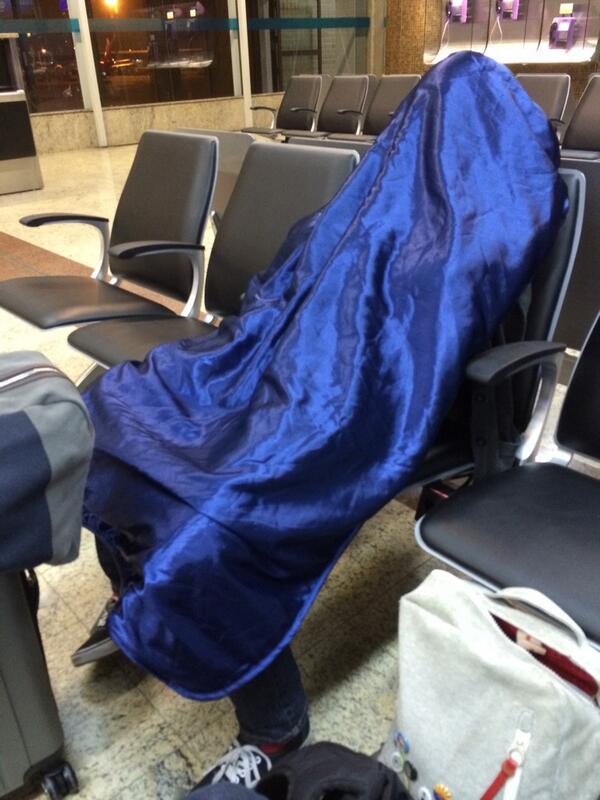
[83,52,566,699]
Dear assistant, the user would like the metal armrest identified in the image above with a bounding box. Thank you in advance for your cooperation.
[289,106,318,132]
[21,213,111,281]
[21,213,109,227]
[109,240,205,318]
[467,341,566,477]
[250,105,277,129]
[336,108,364,134]
[290,106,317,115]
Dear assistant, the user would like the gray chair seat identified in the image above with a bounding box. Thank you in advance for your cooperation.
[328,133,376,144]
[0,275,175,328]
[561,149,600,161]
[281,130,329,139]
[418,463,600,642]
[68,317,215,366]
[286,137,373,160]
[240,127,282,137]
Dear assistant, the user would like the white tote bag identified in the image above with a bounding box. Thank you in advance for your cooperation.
[380,570,600,800]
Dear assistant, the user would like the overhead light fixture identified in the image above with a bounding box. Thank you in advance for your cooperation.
[189,8,196,17]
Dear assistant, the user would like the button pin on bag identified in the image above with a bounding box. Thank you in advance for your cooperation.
[393,731,410,753]
[433,783,453,800]
[418,789,433,800]
[390,750,405,773]
[403,760,418,781]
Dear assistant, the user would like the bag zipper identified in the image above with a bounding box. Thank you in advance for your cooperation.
[0,365,67,392]
[480,721,532,800]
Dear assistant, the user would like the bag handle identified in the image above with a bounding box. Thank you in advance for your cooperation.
[489,586,587,648]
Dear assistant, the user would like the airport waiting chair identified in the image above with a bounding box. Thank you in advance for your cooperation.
[408,168,585,500]
[0,131,218,327]
[415,310,600,647]
[561,74,600,157]
[557,116,600,352]
[516,73,571,127]
[280,75,378,139]
[66,142,359,368]
[328,74,421,144]
[241,74,331,137]
[178,129,254,225]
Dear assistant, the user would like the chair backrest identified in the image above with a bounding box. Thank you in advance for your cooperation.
[205,141,358,317]
[562,74,600,151]
[556,311,600,460]
[178,128,254,220]
[276,74,331,131]
[516,73,571,122]
[317,75,377,134]
[363,74,420,135]
[109,130,217,302]
[287,136,372,160]
[511,168,585,430]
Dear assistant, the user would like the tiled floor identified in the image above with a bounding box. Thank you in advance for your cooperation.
[0,148,440,799]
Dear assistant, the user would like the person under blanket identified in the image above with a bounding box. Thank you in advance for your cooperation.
[72,51,566,788]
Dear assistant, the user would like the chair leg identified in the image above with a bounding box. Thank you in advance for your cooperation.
[76,363,107,393]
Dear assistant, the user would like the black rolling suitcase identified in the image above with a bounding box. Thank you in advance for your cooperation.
[0,353,94,799]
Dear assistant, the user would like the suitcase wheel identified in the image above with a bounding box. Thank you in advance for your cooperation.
[41,762,79,799]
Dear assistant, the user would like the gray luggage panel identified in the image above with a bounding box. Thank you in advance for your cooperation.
[0,572,63,795]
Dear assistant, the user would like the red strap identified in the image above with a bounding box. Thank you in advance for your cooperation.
[480,757,519,800]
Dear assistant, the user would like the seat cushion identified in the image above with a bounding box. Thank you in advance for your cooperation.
[560,149,600,161]
[68,316,216,366]
[0,276,175,328]
[327,133,376,144]
[419,462,600,642]
[241,127,281,137]
[281,130,329,139]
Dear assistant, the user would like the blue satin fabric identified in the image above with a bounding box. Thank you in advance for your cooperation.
[83,52,566,699]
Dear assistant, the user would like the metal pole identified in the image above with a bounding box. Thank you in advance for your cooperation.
[67,0,107,147]
[236,0,254,126]
[227,0,243,97]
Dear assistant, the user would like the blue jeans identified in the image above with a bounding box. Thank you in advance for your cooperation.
[186,784,264,800]
[97,539,307,742]
[231,646,308,744]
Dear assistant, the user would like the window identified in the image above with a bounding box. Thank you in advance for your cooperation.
[246,0,369,94]
[1,0,83,112]
[86,0,236,106]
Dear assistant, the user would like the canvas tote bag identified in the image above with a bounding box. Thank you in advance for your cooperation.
[380,570,600,799]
